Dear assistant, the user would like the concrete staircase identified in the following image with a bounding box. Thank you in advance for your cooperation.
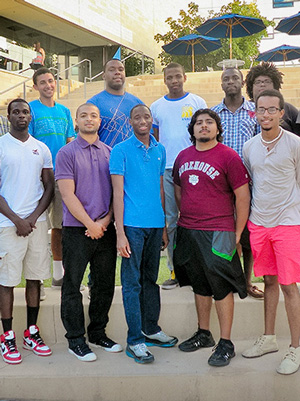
[1,67,300,120]
[46,66,300,120]
[0,76,82,116]
[0,284,299,401]
[1,67,300,400]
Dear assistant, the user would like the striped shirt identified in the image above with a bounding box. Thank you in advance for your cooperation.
[0,116,9,137]
[212,98,260,160]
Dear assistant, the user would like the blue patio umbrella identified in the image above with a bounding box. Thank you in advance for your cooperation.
[196,13,266,59]
[256,44,300,65]
[162,34,221,72]
[275,12,300,35]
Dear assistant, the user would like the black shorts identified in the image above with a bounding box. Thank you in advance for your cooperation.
[173,227,247,301]
[239,224,251,250]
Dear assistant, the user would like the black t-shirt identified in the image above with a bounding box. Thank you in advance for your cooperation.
[282,102,300,136]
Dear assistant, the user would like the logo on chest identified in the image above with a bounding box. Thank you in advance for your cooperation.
[189,175,199,186]
[32,149,39,156]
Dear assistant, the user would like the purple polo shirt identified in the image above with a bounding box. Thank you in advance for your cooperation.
[55,134,112,227]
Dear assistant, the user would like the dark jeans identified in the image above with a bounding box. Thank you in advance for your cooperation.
[121,226,162,345]
[61,223,116,346]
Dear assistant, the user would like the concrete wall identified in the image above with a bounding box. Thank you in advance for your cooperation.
[24,0,187,69]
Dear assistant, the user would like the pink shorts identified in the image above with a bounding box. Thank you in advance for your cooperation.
[248,221,300,285]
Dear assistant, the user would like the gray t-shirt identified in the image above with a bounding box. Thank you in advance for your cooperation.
[243,129,300,227]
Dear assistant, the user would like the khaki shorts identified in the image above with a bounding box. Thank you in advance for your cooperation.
[0,221,51,287]
[48,181,63,229]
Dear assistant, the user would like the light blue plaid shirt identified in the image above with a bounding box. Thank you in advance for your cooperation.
[0,116,9,137]
[212,98,260,160]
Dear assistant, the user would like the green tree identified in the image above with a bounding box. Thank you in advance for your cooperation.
[121,48,154,76]
[154,1,274,71]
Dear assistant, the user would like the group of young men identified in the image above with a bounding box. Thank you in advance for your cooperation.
[0,59,299,375]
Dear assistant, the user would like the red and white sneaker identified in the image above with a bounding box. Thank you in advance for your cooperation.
[0,330,22,364]
[23,325,52,356]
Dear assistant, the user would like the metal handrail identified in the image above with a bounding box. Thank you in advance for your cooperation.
[0,66,58,99]
[0,59,91,100]
[57,59,91,98]
[83,51,145,99]
[0,76,31,96]
[18,67,31,74]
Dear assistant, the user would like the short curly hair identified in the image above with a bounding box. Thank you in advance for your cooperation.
[7,98,30,115]
[188,109,223,145]
[245,62,283,101]
[255,89,284,110]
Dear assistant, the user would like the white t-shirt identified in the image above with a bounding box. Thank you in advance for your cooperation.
[243,129,300,227]
[151,93,207,168]
[0,134,53,227]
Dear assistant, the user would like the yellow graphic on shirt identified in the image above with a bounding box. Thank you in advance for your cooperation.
[182,106,193,118]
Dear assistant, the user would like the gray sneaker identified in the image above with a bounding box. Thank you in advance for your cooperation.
[51,277,63,287]
[52,278,85,292]
[161,278,179,290]
[144,330,178,347]
[126,343,154,364]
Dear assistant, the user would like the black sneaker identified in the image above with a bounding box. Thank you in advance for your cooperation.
[68,343,97,362]
[89,336,123,353]
[208,339,235,367]
[179,328,215,352]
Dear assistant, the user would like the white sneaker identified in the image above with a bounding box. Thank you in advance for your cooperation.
[242,335,279,358]
[40,282,46,301]
[0,330,22,364]
[277,346,300,375]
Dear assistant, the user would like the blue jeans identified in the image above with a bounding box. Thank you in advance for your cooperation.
[163,169,179,272]
[121,226,163,345]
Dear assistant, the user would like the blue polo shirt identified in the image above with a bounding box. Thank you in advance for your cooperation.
[109,134,166,228]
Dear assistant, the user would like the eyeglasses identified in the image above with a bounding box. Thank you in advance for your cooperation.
[256,107,281,115]
[253,79,273,86]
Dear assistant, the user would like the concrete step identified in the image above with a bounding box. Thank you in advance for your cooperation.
[1,285,298,401]
[0,339,298,401]
[2,66,300,118]
[11,284,291,345]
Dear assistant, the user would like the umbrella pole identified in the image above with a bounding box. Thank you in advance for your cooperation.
[192,44,195,72]
[230,25,232,59]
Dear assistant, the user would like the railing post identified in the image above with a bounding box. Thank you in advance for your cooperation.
[142,53,144,75]
[84,77,87,99]
[68,77,70,96]
[89,60,92,79]
[23,82,26,100]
